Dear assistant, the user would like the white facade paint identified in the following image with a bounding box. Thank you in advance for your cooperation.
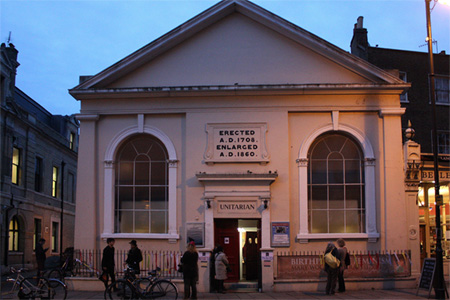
[70,0,418,292]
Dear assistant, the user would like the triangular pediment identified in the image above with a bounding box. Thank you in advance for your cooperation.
[71,0,406,94]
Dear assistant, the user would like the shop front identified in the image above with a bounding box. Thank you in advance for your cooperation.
[418,159,450,268]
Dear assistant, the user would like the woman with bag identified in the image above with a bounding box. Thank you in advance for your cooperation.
[324,242,340,295]
[181,241,199,299]
[214,245,229,294]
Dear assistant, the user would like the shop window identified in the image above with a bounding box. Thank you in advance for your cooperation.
[52,166,59,198]
[308,133,365,234]
[115,134,168,234]
[9,216,20,252]
[12,147,21,185]
[33,218,42,251]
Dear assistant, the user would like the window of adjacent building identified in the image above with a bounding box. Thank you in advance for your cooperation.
[9,216,20,251]
[33,218,42,251]
[68,172,75,203]
[52,166,59,198]
[308,133,365,234]
[399,71,408,103]
[52,222,59,253]
[69,132,75,150]
[11,147,21,185]
[115,134,169,234]
[35,157,43,192]
[436,131,450,154]
[435,76,450,105]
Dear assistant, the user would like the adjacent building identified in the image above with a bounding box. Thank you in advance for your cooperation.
[70,0,418,291]
[0,43,79,270]
[351,17,450,268]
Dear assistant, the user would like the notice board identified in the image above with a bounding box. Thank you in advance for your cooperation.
[417,258,436,297]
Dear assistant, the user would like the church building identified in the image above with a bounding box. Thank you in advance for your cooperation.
[70,0,417,291]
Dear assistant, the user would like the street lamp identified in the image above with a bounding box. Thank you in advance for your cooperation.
[424,0,447,298]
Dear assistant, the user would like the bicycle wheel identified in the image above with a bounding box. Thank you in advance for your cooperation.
[148,279,178,300]
[48,268,63,283]
[105,280,135,300]
[135,278,151,294]
[48,279,67,300]
[18,276,50,299]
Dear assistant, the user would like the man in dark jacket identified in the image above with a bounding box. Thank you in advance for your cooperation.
[181,241,199,299]
[35,238,48,276]
[101,238,115,288]
[125,240,143,275]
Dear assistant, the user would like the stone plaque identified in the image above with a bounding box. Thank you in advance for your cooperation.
[204,123,269,164]
[215,200,259,217]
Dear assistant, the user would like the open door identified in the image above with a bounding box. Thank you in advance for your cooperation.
[214,219,240,282]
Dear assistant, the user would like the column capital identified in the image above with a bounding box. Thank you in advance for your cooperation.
[296,158,309,167]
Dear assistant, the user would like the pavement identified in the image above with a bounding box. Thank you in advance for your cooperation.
[1,272,444,300]
[51,288,439,299]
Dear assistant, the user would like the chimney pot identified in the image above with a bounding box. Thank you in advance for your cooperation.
[357,16,364,29]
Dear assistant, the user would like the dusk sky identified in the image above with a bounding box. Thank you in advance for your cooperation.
[1,0,449,116]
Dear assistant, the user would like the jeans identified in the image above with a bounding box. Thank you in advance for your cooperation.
[326,267,339,294]
[183,276,197,299]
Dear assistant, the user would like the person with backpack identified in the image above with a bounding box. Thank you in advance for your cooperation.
[336,238,349,293]
[324,242,340,295]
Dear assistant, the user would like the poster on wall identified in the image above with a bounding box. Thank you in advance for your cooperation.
[271,222,290,247]
[186,222,205,248]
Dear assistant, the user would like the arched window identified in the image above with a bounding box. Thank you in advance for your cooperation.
[115,134,168,234]
[9,216,20,251]
[308,133,365,234]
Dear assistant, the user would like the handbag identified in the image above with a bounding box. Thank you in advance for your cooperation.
[177,263,183,273]
[225,263,232,273]
[98,271,107,282]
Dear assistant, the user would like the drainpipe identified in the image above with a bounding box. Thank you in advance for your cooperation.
[60,161,65,256]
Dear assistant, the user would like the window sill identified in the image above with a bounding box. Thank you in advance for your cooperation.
[101,233,180,242]
[296,232,379,244]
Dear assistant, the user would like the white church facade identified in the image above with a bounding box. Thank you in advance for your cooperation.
[70,0,418,292]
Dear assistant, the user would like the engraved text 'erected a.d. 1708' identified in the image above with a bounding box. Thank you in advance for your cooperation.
[204,123,269,163]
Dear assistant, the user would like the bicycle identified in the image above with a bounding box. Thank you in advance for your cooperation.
[4,267,29,298]
[19,276,67,300]
[104,266,178,300]
[48,257,100,280]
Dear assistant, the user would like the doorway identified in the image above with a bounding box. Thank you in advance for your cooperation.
[214,219,261,286]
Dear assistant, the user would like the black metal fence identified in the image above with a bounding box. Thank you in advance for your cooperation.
[74,249,183,279]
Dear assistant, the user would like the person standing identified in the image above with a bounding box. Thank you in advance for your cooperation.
[35,238,48,277]
[125,240,143,275]
[336,238,348,293]
[181,241,199,299]
[214,245,229,294]
[324,242,340,295]
[101,238,116,289]
[210,245,219,292]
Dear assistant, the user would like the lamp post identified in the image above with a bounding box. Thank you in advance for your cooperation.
[425,0,445,298]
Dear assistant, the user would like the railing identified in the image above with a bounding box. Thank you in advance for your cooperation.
[275,250,411,280]
[74,249,183,279]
